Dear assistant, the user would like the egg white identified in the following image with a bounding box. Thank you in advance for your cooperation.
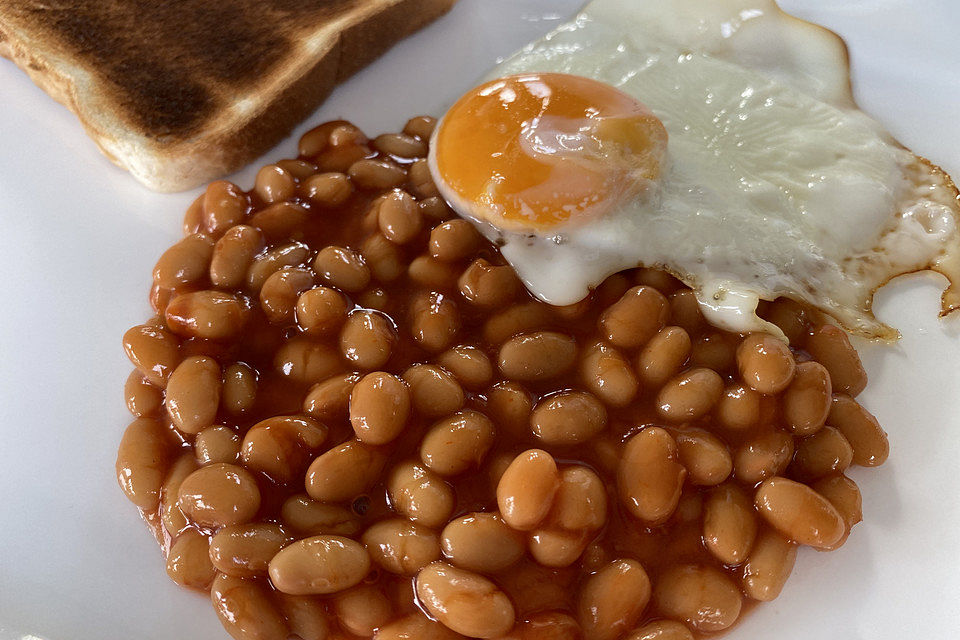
[433,0,960,340]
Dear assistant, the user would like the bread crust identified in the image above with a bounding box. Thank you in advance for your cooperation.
[0,0,456,191]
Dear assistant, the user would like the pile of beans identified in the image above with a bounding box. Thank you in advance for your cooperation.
[117,117,889,640]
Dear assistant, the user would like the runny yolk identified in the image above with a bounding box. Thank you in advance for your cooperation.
[431,73,668,232]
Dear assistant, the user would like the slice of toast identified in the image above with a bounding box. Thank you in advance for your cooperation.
[0,0,456,191]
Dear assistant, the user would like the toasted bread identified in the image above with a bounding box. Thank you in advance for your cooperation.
[0,0,456,191]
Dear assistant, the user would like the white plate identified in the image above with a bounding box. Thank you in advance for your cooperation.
[0,1,957,638]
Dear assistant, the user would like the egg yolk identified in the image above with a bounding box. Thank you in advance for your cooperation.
[431,73,668,232]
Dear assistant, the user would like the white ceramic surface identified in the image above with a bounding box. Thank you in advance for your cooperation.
[0,1,957,639]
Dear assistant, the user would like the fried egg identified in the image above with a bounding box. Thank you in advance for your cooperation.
[428,0,960,340]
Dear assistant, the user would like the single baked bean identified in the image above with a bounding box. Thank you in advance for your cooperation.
[195,425,241,465]
[530,390,607,445]
[350,372,410,445]
[276,158,317,180]
[459,258,521,308]
[440,512,525,573]
[411,291,460,352]
[115,417,174,509]
[160,453,197,534]
[499,331,576,382]
[618,427,686,524]
[387,460,454,528]
[249,202,308,240]
[599,286,668,349]
[759,297,810,344]
[313,245,369,292]
[668,290,704,334]
[656,367,723,422]
[124,371,162,417]
[633,267,682,293]
[166,529,216,589]
[733,428,794,484]
[259,267,314,324]
[274,337,341,384]
[703,484,758,565]
[551,465,607,531]
[246,241,311,292]
[402,364,464,418]
[183,194,204,235]
[296,286,349,335]
[378,189,422,244]
[595,273,631,306]
[358,287,391,312]
[123,324,180,387]
[361,232,407,282]
[487,453,515,494]
[302,171,353,207]
[421,410,496,476]
[792,426,853,480]
[498,562,574,621]
[165,356,221,434]
[483,302,554,346]
[626,620,694,640]
[496,611,580,640]
[209,523,293,577]
[302,372,360,420]
[178,463,261,528]
[736,333,796,394]
[741,529,797,601]
[241,415,328,484]
[755,476,845,549]
[362,518,441,575]
[408,158,440,198]
[828,394,889,467]
[420,196,454,222]
[715,383,760,431]
[675,428,732,486]
[375,615,461,640]
[210,225,265,289]
[334,583,394,636]
[221,362,258,415]
[255,163,297,203]
[281,494,361,537]
[298,120,350,156]
[349,158,406,190]
[436,344,494,389]
[320,127,372,172]
[408,254,460,290]
[374,132,427,158]
[165,290,245,340]
[416,561,515,638]
[690,332,738,373]
[579,341,639,407]
[812,474,863,549]
[276,593,331,640]
[153,233,214,289]
[654,565,742,632]
[528,528,590,568]
[210,573,288,640]
[429,219,481,261]
[805,324,867,396]
[636,326,690,388]
[305,439,386,502]
[497,449,559,531]
[404,115,437,139]
[485,381,533,438]
[781,361,832,435]
[269,535,370,595]
[200,181,248,236]
[577,559,651,640]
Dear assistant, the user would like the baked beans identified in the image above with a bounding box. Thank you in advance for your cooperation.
[118,118,888,640]
[416,561,516,638]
